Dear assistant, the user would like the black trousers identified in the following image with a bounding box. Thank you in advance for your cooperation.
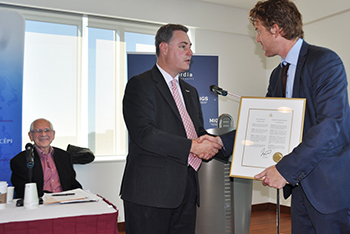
[124,167,197,234]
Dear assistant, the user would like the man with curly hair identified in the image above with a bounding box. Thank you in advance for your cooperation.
[249,0,350,233]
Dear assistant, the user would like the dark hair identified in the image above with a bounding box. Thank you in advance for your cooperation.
[155,24,189,57]
[249,0,304,40]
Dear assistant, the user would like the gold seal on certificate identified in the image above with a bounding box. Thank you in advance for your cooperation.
[273,152,283,163]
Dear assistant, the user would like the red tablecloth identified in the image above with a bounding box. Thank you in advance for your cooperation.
[0,193,119,234]
[0,210,119,234]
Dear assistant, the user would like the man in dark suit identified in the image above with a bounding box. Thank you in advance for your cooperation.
[217,0,350,233]
[121,24,222,234]
[10,118,82,198]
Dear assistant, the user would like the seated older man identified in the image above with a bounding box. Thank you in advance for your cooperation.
[10,118,82,198]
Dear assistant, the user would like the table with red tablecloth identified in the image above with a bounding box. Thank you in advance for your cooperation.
[0,194,119,234]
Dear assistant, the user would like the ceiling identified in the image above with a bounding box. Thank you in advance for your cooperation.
[195,0,350,24]
[197,0,259,10]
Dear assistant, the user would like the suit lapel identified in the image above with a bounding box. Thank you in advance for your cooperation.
[152,66,183,122]
[33,149,44,189]
[293,41,309,98]
[269,66,285,97]
[151,65,198,129]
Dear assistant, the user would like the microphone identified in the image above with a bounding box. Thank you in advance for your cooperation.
[209,84,241,98]
[210,85,228,96]
[25,143,34,169]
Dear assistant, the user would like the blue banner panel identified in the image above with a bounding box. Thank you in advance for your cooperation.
[127,53,218,129]
[0,10,25,185]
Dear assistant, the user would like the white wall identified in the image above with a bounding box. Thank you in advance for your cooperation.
[74,159,126,222]
[4,0,349,222]
[194,29,267,127]
[303,11,350,95]
[0,0,252,36]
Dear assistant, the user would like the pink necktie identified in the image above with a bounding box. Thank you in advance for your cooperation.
[171,79,202,171]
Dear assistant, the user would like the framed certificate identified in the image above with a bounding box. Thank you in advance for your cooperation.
[230,97,306,179]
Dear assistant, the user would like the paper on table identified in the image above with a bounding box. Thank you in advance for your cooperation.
[43,188,96,204]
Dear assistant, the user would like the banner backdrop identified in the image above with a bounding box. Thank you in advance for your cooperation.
[0,10,25,185]
[127,53,219,130]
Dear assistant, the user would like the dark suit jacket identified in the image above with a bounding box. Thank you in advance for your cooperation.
[10,147,82,198]
[221,41,350,214]
[120,65,207,209]
[272,41,350,214]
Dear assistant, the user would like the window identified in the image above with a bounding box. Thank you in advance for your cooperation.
[0,5,160,157]
[125,32,155,52]
[23,20,79,148]
[87,27,116,155]
[86,18,158,157]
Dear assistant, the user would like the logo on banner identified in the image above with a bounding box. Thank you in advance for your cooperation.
[179,71,194,81]
[0,138,13,144]
[209,118,218,127]
[199,96,208,105]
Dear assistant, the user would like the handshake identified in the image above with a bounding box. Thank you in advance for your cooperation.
[190,135,223,160]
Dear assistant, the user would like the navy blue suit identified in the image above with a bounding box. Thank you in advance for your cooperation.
[221,41,350,233]
[271,41,350,213]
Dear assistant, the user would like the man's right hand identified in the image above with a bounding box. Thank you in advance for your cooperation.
[190,136,222,160]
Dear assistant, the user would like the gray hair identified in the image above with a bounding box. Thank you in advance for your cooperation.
[29,118,54,132]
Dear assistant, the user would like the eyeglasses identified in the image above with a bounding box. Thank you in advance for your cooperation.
[31,128,52,134]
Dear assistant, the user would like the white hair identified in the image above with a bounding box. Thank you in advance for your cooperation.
[29,118,54,132]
